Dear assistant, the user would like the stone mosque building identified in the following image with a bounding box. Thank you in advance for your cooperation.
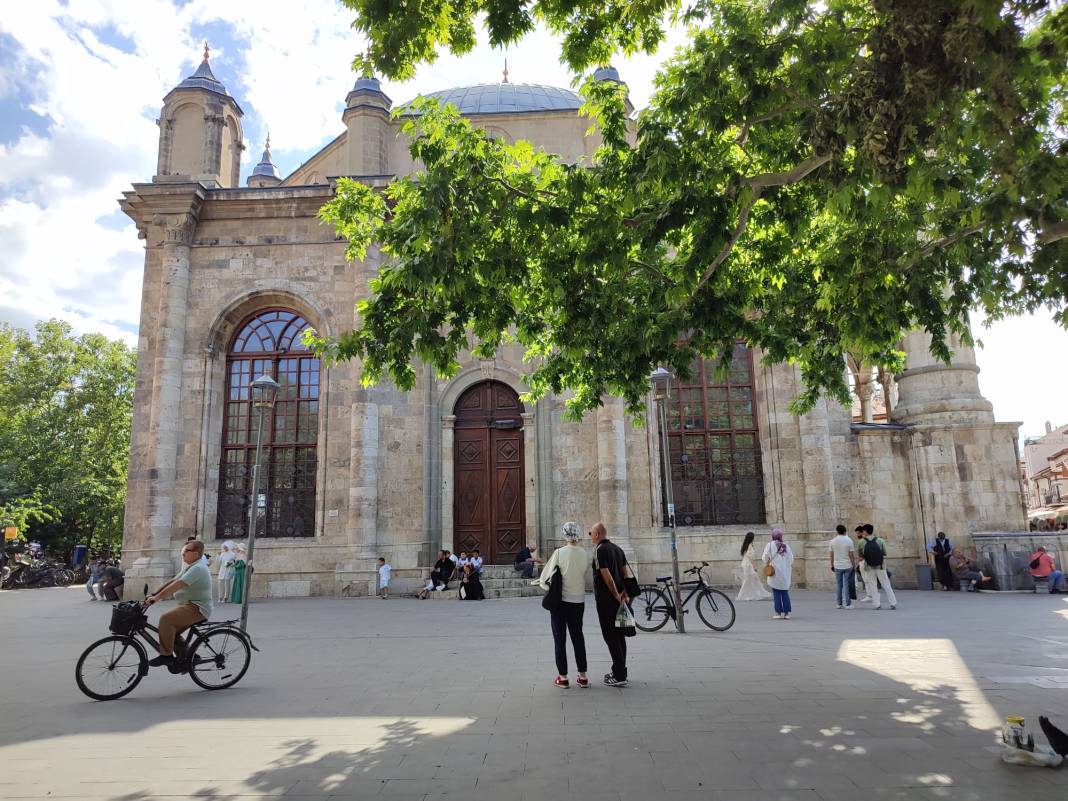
[119,50,1027,596]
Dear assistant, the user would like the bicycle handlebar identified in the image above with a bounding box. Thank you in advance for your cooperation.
[682,561,710,575]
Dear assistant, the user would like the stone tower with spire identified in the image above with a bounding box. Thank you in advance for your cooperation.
[247,134,281,187]
[343,75,391,175]
[155,44,244,188]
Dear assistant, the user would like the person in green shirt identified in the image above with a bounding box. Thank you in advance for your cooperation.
[145,539,213,668]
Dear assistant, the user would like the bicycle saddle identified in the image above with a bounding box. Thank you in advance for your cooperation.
[656,576,672,583]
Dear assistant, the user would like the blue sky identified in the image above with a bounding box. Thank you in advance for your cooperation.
[0,1,1065,440]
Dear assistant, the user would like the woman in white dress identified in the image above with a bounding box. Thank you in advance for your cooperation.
[215,540,236,603]
[761,528,795,619]
[736,531,770,601]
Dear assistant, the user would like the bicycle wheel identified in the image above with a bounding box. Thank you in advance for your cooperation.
[55,569,74,587]
[75,635,147,700]
[188,627,251,690]
[632,586,671,632]
[696,588,736,631]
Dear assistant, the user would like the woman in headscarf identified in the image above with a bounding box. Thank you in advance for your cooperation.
[537,522,592,689]
[216,541,236,603]
[229,544,247,604]
[736,531,771,601]
[761,528,795,619]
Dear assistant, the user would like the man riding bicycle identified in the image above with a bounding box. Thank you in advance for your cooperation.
[144,539,213,668]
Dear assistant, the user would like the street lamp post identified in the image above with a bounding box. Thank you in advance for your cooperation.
[651,367,685,633]
[239,373,280,633]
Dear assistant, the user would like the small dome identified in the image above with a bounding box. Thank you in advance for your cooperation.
[175,47,232,98]
[251,135,279,179]
[400,83,583,116]
[593,66,622,83]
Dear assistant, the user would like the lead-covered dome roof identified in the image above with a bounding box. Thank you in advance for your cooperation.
[400,83,583,116]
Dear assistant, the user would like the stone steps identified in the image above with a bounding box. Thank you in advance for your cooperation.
[428,584,543,600]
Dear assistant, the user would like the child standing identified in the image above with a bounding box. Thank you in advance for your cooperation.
[377,557,391,599]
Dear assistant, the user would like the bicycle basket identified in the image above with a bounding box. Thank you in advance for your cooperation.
[109,601,145,635]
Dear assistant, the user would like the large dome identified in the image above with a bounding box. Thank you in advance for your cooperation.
[401,83,583,116]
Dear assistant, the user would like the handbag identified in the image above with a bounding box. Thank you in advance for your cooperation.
[763,562,775,577]
[1029,557,1041,570]
[622,564,641,599]
[540,566,563,612]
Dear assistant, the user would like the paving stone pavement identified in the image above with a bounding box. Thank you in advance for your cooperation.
[1,586,1067,800]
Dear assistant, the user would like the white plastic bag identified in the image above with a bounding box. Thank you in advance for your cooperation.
[615,601,635,628]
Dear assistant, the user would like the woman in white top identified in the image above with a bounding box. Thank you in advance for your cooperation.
[761,528,795,619]
[736,531,771,601]
[536,522,592,689]
[215,541,236,603]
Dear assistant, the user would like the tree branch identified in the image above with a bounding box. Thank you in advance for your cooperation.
[690,153,832,295]
[1038,220,1068,245]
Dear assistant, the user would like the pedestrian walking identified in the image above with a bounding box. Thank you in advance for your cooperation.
[85,558,105,601]
[377,557,392,599]
[589,522,632,686]
[859,523,897,609]
[537,522,592,689]
[829,524,857,609]
[736,531,771,601]
[229,544,247,603]
[761,528,795,619]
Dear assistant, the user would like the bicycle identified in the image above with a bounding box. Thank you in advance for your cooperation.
[75,596,256,701]
[632,562,736,632]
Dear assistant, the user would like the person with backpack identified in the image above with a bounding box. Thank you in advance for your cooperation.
[858,523,897,609]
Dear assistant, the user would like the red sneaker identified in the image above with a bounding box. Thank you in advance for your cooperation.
[576,675,590,689]
[554,676,569,689]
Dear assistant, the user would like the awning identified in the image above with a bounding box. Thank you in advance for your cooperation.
[1028,506,1066,519]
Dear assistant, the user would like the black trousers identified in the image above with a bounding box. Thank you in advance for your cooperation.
[550,601,587,676]
[595,595,627,680]
[430,569,450,587]
[102,584,122,601]
[934,557,955,589]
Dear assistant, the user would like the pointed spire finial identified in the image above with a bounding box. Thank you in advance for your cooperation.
[265,131,271,152]
[502,58,509,84]
[203,42,210,63]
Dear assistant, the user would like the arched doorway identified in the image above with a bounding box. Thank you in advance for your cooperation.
[453,381,525,564]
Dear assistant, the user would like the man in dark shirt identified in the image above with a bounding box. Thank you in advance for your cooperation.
[590,522,630,687]
[99,563,125,601]
[513,545,540,578]
[430,550,454,590]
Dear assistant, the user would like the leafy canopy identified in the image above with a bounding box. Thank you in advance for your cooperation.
[0,321,136,555]
[324,0,1068,417]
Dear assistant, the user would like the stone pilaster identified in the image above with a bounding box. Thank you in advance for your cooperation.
[798,395,838,531]
[597,397,631,545]
[440,415,456,553]
[202,112,224,181]
[129,209,197,579]
[521,411,538,550]
[349,388,380,555]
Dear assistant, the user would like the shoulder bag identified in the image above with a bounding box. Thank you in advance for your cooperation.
[541,566,563,612]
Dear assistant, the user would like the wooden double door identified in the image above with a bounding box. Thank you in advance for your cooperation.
[453,381,525,564]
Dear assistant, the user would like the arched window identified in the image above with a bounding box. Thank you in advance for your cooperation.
[658,344,765,525]
[216,309,319,538]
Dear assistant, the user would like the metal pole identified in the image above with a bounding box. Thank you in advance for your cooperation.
[239,406,266,633]
[657,398,685,633]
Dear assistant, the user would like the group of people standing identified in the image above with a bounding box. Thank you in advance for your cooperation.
[735,524,898,616]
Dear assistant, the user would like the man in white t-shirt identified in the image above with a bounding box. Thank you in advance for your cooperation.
[377,557,392,599]
[829,524,857,610]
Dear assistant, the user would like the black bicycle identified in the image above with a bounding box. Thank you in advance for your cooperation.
[75,598,255,701]
[633,562,737,632]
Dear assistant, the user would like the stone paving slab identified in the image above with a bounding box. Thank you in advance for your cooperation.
[0,587,1066,799]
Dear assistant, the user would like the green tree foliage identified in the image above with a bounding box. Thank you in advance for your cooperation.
[0,321,136,556]
[325,0,1068,417]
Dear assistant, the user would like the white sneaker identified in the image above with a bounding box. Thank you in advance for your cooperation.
[783,613,791,619]
[835,604,843,609]
[860,596,871,603]
[844,604,853,610]
[773,612,782,619]
[436,584,445,591]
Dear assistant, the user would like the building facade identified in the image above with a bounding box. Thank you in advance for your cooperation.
[119,54,1027,596]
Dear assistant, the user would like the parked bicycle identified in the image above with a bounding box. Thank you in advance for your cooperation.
[75,594,255,700]
[632,562,736,632]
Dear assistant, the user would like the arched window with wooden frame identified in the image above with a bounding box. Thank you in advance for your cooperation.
[216,309,319,539]
[657,344,765,526]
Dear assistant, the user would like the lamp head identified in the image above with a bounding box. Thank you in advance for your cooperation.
[251,374,280,409]
[650,366,672,400]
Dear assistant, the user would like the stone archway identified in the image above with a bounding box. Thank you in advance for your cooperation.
[453,381,526,564]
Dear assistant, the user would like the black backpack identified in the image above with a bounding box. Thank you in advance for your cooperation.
[863,538,884,568]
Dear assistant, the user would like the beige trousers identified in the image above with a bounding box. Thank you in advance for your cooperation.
[159,602,206,655]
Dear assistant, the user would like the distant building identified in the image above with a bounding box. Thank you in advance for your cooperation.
[1023,422,1068,527]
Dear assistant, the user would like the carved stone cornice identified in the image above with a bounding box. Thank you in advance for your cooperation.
[152,212,197,246]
